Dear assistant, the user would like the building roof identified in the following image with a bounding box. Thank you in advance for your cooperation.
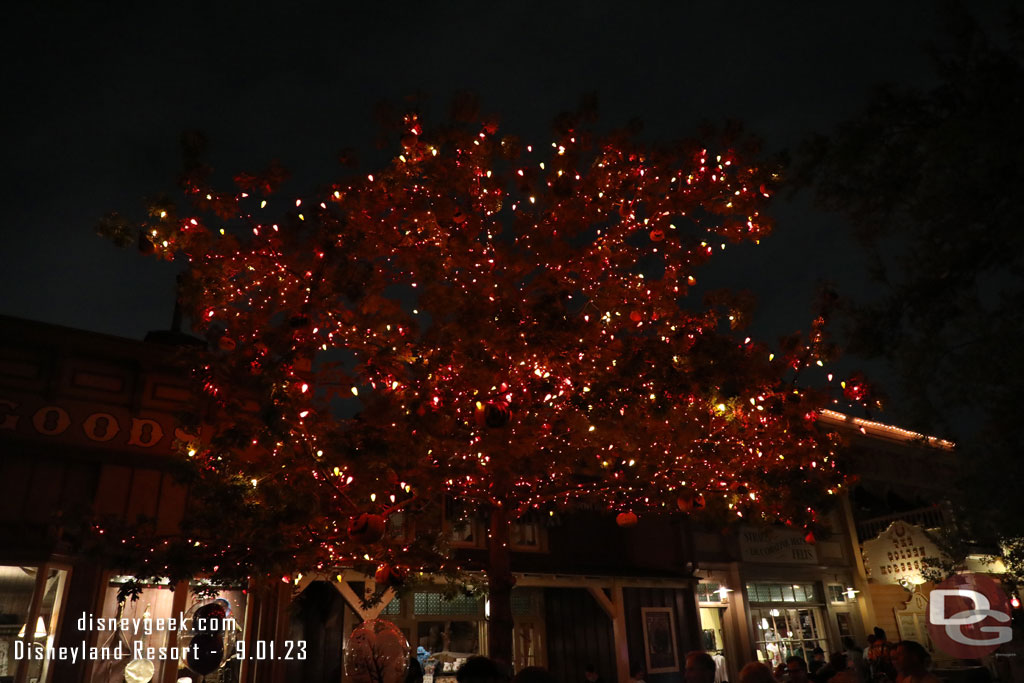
[818,408,954,451]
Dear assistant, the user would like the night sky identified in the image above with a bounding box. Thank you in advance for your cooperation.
[3,1,984,420]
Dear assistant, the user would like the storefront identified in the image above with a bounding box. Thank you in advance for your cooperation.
[695,579,736,683]
[81,576,251,683]
[737,523,869,669]
[691,503,871,681]
[746,581,831,667]
[286,569,700,683]
[0,315,892,683]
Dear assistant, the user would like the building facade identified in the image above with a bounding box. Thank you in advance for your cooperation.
[0,315,885,683]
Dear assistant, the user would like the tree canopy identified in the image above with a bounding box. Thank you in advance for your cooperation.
[797,7,1024,559]
[98,104,861,659]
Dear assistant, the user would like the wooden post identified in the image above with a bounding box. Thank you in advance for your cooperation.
[722,563,752,680]
[251,582,279,683]
[14,565,47,683]
[487,505,516,667]
[158,580,189,683]
[237,576,258,683]
[841,494,877,634]
[588,584,630,683]
[269,580,292,682]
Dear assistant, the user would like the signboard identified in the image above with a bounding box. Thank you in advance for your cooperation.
[862,521,943,585]
[0,394,206,457]
[740,527,818,564]
[895,589,933,652]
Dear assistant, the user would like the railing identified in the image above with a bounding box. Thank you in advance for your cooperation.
[856,504,948,541]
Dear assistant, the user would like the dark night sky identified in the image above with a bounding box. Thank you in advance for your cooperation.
[3,1,986,419]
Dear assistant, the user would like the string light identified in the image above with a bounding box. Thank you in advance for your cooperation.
[96,110,864,594]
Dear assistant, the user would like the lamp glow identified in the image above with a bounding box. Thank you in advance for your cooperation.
[18,616,46,638]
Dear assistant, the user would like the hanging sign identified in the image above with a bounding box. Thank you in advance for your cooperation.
[0,395,204,456]
[739,527,818,564]
[862,521,944,586]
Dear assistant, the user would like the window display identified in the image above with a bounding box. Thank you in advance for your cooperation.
[750,607,828,668]
[93,579,174,682]
[94,578,247,683]
[176,586,247,682]
[747,582,829,669]
[0,565,69,683]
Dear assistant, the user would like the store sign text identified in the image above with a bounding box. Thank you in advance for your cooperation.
[740,527,818,564]
[0,398,196,452]
[862,521,943,586]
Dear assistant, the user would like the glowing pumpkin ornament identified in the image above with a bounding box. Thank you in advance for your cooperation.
[348,513,387,544]
[677,492,706,512]
[616,512,638,527]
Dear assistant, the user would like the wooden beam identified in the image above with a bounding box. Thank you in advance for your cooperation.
[610,583,631,683]
[295,571,334,593]
[335,579,369,621]
[587,586,616,618]
[515,573,693,589]
[364,587,397,621]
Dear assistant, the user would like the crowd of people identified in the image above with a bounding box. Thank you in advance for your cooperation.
[417,628,946,683]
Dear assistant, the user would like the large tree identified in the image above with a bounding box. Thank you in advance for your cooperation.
[99,104,854,663]
[797,7,1024,570]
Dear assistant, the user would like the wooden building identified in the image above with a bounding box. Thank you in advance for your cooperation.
[0,315,887,683]
[0,315,705,683]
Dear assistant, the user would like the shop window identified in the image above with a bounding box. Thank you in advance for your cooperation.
[0,568,39,680]
[378,588,543,672]
[93,579,174,683]
[696,581,725,604]
[405,589,540,618]
[0,565,70,683]
[827,584,847,604]
[417,620,480,655]
[747,582,829,669]
[746,582,817,604]
[513,620,543,671]
[410,593,485,674]
[444,499,484,549]
[510,520,546,551]
[388,511,410,542]
[93,577,247,683]
[179,581,247,682]
[448,519,479,546]
[413,593,483,617]
[750,607,829,669]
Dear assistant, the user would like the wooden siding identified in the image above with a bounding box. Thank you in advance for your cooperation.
[0,454,101,555]
[866,583,909,641]
[545,587,616,683]
[623,587,700,683]
[285,581,348,683]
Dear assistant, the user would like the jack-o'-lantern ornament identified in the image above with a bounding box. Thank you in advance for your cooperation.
[349,513,386,544]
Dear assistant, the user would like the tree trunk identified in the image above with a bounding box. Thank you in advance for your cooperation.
[486,505,515,667]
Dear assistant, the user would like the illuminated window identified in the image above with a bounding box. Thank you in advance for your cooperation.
[0,565,70,683]
[827,584,847,603]
[746,582,828,668]
[92,577,248,683]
